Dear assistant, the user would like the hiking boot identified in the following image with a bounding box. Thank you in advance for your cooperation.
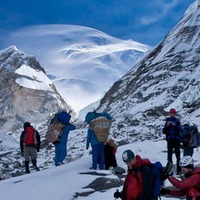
[34,166,40,171]
[25,161,30,174]
[89,167,96,170]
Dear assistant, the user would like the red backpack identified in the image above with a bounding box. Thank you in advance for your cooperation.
[23,126,36,145]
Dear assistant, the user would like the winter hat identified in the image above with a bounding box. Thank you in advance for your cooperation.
[179,156,194,169]
[122,150,135,163]
[169,108,176,114]
[23,122,31,129]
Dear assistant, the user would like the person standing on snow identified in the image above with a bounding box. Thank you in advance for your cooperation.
[163,108,182,174]
[104,138,118,170]
[85,110,112,170]
[86,127,105,170]
[160,156,200,200]
[20,122,41,173]
[114,149,152,200]
[52,112,76,166]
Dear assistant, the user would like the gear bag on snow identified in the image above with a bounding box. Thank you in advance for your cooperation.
[188,124,200,148]
[45,111,71,143]
[23,126,37,145]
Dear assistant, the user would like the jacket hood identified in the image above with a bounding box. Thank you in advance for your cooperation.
[130,155,151,169]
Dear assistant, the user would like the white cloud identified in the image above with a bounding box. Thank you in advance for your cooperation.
[140,0,179,26]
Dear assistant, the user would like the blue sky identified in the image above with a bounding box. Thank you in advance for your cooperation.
[0,0,195,46]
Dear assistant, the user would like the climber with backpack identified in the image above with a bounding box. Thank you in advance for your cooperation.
[50,111,76,166]
[85,110,112,170]
[181,122,200,157]
[20,122,41,173]
[181,122,194,157]
[114,149,166,200]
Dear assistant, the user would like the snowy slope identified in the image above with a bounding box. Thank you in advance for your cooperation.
[0,139,199,200]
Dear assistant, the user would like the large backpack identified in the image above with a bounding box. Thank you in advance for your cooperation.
[188,124,200,148]
[23,126,36,145]
[89,116,112,142]
[138,161,173,199]
[45,111,71,143]
[180,123,192,145]
[149,162,164,198]
[85,111,112,143]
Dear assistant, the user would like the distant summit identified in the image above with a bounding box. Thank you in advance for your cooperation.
[0,46,73,135]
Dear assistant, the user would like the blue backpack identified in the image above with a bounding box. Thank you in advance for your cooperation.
[136,162,164,199]
[150,162,164,198]
[188,124,200,148]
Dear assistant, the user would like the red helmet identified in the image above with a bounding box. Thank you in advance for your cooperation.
[169,108,176,114]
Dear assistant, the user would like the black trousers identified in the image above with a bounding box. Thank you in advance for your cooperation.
[167,139,181,173]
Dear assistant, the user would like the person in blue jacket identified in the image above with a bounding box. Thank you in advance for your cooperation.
[52,111,76,166]
[86,127,105,170]
[163,108,182,174]
[85,110,112,170]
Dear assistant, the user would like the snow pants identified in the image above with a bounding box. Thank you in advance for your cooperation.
[167,139,181,173]
[54,143,67,165]
[92,143,104,170]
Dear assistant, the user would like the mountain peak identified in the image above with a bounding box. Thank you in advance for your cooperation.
[97,1,200,142]
[0,46,73,134]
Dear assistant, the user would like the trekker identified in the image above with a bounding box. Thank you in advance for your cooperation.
[104,138,118,170]
[114,150,152,200]
[20,122,41,173]
[86,127,105,170]
[52,112,76,166]
[180,122,194,157]
[163,108,182,174]
[160,156,200,200]
[85,110,112,170]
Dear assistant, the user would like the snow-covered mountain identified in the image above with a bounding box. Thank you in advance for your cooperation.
[2,25,151,113]
[0,0,200,185]
[0,46,74,136]
[97,0,200,141]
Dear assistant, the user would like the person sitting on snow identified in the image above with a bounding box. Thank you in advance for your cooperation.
[160,156,200,200]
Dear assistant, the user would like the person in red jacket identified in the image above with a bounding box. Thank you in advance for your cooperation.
[20,122,41,173]
[114,149,152,200]
[160,156,200,200]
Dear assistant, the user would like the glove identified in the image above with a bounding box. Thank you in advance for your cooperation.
[114,189,122,199]
[160,188,170,195]
[161,173,169,181]
[21,151,24,157]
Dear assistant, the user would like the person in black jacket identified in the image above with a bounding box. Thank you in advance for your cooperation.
[104,138,118,170]
[20,122,41,173]
[163,108,182,174]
